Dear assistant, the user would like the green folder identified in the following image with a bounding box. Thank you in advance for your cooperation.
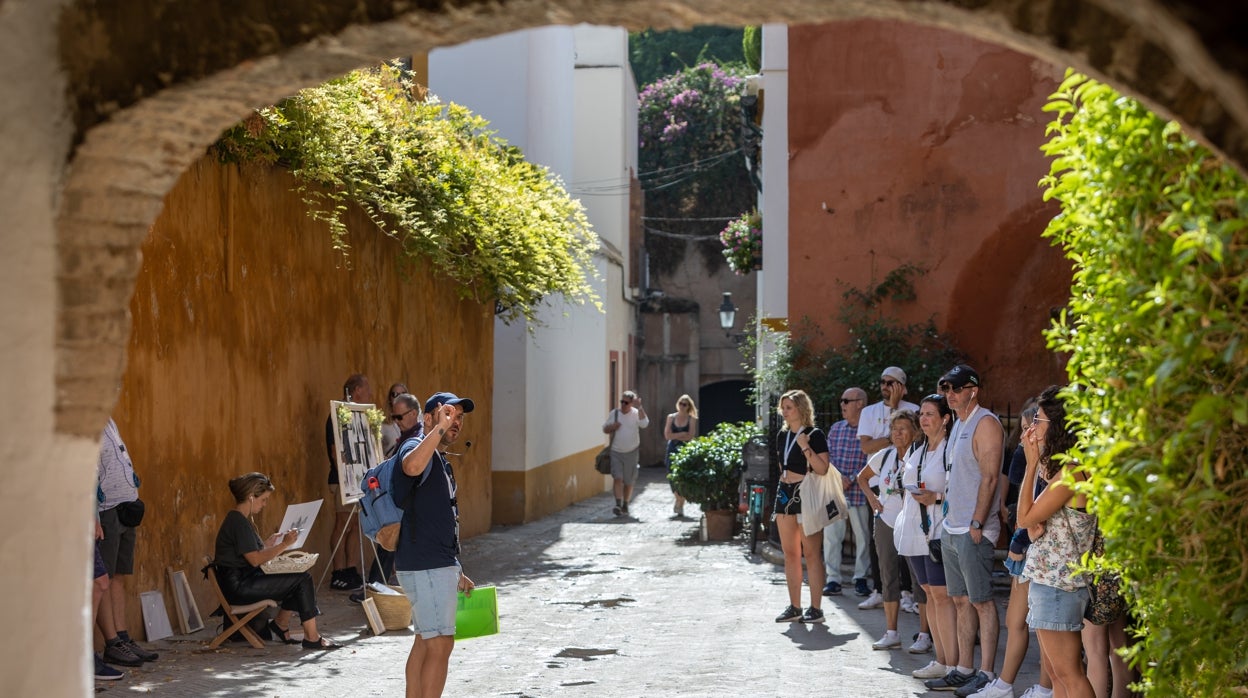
[455,585,499,640]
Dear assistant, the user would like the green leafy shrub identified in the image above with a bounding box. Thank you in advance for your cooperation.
[668,421,762,510]
[1040,70,1248,697]
[214,65,599,325]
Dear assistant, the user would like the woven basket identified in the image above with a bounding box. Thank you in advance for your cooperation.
[366,585,412,630]
[260,551,319,575]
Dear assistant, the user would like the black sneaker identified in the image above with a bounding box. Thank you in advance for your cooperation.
[954,671,993,697]
[123,639,158,662]
[801,607,825,623]
[103,640,143,667]
[774,605,803,623]
[348,590,365,604]
[94,655,124,681]
[924,669,974,692]
[854,578,871,596]
[822,581,842,596]
[612,504,623,516]
[621,502,630,516]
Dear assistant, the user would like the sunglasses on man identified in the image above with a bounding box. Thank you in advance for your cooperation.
[937,382,971,393]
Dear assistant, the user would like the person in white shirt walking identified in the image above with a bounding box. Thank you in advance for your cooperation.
[602,391,650,517]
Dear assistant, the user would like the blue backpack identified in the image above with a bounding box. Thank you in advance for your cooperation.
[359,450,407,551]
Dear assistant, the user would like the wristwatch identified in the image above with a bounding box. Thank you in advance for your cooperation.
[970,519,983,530]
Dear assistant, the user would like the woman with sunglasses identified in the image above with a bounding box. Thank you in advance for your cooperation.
[213,472,341,650]
[381,382,410,458]
[772,389,831,624]
[1017,386,1096,698]
[896,394,958,680]
[858,408,921,651]
[663,394,699,518]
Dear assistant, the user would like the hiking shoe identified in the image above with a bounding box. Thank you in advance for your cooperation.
[122,638,158,662]
[912,660,949,679]
[955,672,995,697]
[857,591,884,609]
[871,629,901,650]
[967,678,1016,698]
[801,607,825,623]
[854,578,871,596]
[908,632,933,654]
[94,655,124,681]
[822,581,842,596]
[774,605,803,622]
[925,669,975,692]
[103,639,143,667]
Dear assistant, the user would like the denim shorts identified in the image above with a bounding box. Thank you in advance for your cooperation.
[397,565,460,639]
[1026,581,1088,632]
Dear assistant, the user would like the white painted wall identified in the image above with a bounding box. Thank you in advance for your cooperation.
[0,2,100,695]
[756,24,790,405]
[430,25,636,478]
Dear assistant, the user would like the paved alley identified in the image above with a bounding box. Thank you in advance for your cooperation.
[102,467,1038,696]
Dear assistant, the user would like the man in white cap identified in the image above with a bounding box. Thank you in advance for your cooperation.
[854,367,920,609]
[859,366,919,455]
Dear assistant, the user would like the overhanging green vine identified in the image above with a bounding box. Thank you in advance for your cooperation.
[215,65,600,325]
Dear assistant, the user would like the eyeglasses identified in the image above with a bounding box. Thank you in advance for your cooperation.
[391,411,414,421]
[1032,417,1050,423]
[937,382,970,393]
[840,398,863,405]
[880,379,900,387]
[620,400,631,405]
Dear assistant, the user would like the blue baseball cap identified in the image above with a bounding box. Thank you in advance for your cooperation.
[425,392,475,414]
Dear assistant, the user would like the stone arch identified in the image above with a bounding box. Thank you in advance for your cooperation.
[55,0,1248,437]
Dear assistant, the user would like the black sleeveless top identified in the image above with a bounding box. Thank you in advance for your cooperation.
[778,427,829,476]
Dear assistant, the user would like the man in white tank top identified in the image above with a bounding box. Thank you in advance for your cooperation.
[924,365,1005,696]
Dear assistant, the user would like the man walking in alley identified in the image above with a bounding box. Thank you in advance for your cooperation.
[822,387,872,597]
[393,392,477,698]
[925,365,1005,696]
[603,391,650,517]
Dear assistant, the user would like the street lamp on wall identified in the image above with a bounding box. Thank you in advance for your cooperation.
[718,292,737,336]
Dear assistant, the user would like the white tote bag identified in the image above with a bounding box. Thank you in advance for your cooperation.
[799,467,849,536]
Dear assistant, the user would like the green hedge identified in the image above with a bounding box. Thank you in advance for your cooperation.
[1041,70,1248,696]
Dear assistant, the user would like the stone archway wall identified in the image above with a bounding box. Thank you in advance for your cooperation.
[54,0,1248,437]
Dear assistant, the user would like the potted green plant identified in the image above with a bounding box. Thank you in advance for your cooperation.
[668,421,763,540]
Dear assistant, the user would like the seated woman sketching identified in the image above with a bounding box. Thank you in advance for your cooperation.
[214,472,341,650]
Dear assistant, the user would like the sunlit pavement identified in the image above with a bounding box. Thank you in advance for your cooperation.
[105,467,1037,696]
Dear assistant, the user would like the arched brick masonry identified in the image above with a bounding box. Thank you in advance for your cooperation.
[54,0,1248,436]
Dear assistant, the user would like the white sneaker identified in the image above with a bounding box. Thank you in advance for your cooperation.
[912,660,948,679]
[871,630,901,650]
[969,678,1015,698]
[857,591,884,609]
[907,632,933,654]
[1018,686,1052,698]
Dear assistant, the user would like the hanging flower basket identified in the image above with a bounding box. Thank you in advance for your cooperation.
[719,210,762,274]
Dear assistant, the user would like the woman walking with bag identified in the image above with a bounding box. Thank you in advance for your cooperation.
[1017,386,1096,698]
[773,389,832,624]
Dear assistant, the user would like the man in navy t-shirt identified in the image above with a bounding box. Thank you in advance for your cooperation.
[392,391,476,698]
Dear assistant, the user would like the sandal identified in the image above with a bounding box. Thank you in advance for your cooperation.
[301,636,342,650]
[268,619,299,645]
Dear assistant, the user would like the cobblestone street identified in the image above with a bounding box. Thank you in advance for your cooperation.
[102,467,1037,696]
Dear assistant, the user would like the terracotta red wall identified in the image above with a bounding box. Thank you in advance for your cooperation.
[788,20,1071,406]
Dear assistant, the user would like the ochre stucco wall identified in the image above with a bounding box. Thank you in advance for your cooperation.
[788,21,1070,405]
[109,158,494,637]
[492,449,607,524]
